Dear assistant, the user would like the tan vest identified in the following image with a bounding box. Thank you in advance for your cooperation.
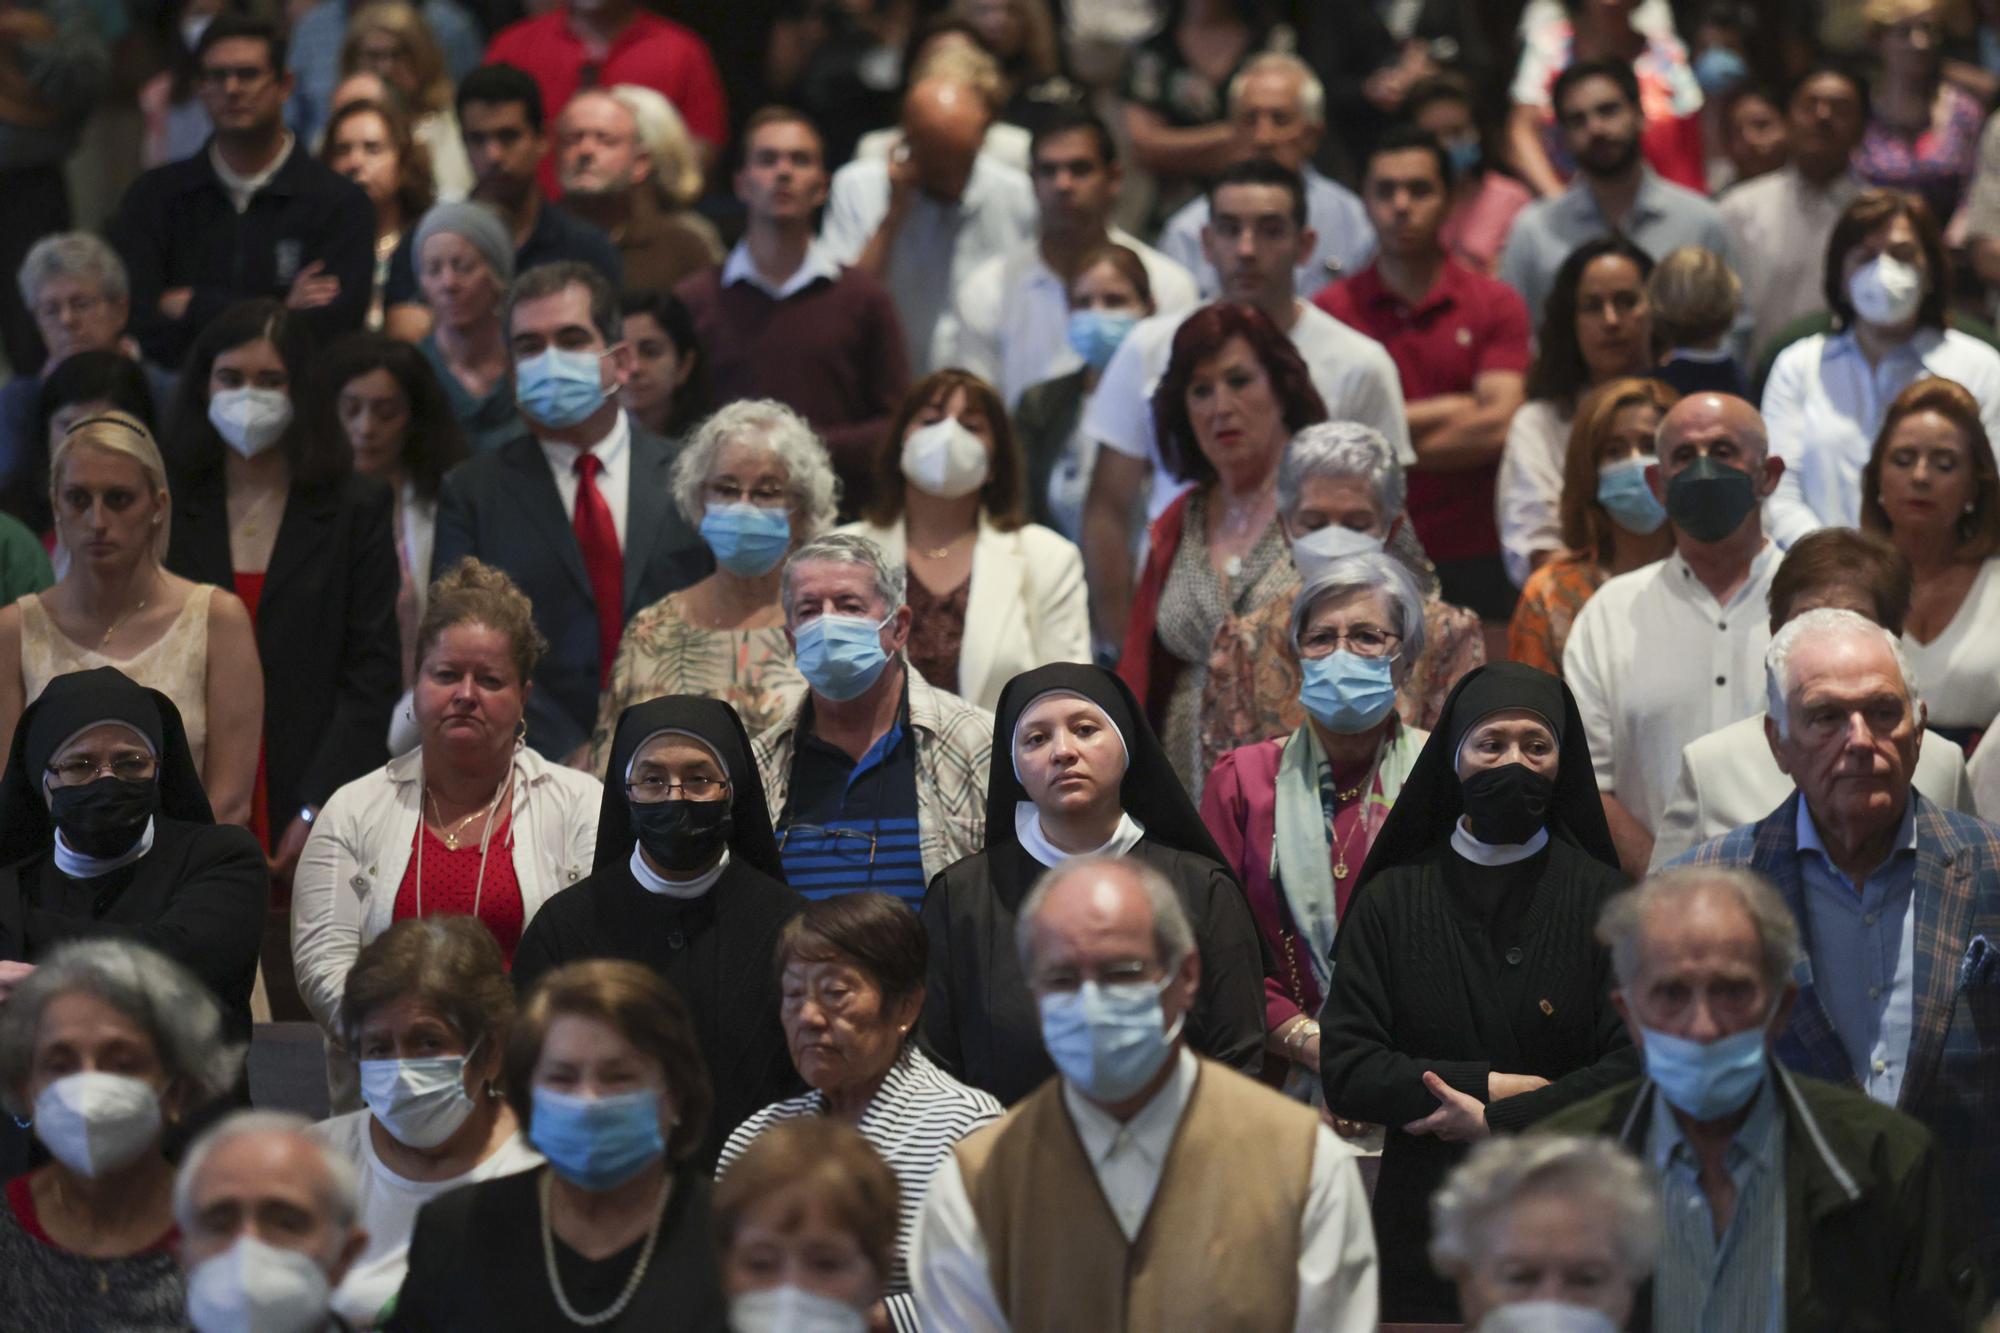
[955,1057,1319,1332]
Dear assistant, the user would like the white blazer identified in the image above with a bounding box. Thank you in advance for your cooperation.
[837,513,1090,712]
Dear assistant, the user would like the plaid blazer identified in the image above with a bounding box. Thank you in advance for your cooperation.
[1674,792,2000,1275]
[752,663,994,884]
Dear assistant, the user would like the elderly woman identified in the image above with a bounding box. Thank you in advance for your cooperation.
[719,894,1000,1332]
[1120,303,1330,793]
[1201,554,1433,1100]
[618,290,707,444]
[0,413,263,824]
[1764,189,2000,546]
[838,370,1089,712]
[1320,661,1637,1321]
[1499,236,1658,586]
[1861,376,2000,749]
[409,202,518,454]
[1431,1134,1661,1331]
[517,696,806,1168]
[1201,421,1485,779]
[391,959,726,1330]
[0,940,239,1321]
[716,1118,903,1333]
[314,916,543,1329]
[1508,378,1678,676]
[586,401,831,769]
[1853,0,1985,223]
[323,98,437,333]
[922,662,1265,1104]
[292,559,602,1109]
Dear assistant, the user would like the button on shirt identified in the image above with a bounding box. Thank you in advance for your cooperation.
[537,409,631,550]
[1157,165,1377,299]
[1650,1079,1786,1333]
[1564,542,1781,829]
[1795,796,1919,1105]
[1718,165,1863,353]
[720,238,843,302]
[1760,327,2000,546]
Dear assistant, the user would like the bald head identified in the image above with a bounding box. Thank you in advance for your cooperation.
[1659,393,1767,460]
[1014,855,1194,983]
[902,78,991,201]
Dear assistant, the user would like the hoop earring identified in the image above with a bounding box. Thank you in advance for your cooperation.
[514,717,528,749]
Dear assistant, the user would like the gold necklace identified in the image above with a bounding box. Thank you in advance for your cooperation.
[99,598,147,648]
[919,531,970,560]
[426,785,501,851]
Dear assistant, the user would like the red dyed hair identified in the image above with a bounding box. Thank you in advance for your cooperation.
[1149,304,1327,486]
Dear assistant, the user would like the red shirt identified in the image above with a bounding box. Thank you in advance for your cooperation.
[391,816,526,967]
[1314,261,1530,562]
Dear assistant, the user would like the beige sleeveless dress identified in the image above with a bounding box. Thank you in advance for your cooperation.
[20,585,215,770]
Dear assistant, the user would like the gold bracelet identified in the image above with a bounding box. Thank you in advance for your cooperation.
[1285,1019,1319,1058]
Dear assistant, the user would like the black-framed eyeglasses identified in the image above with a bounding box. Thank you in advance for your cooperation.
[47,756,156,787]
[625,775,730,804]
[778,823,877,866]
[1297,626,1402,659]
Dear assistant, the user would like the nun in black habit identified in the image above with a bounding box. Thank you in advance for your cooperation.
[512,696,806,1167]
[919,663,1265,1106]
[1317,662,1640,1322]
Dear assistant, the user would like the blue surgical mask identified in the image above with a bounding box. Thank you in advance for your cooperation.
[700,503,792,576]
[528,1086,665,1190]
[1066,309,1139,371]
[794,612,893,702]
[516,347,608,428]
[1039,977,1184,1103]
[1595,456,1668,534]
[1445,137,1482,177]
[1693,46,1749,97]
[1299,650,1398,733]
[1640,1022,1769,1121]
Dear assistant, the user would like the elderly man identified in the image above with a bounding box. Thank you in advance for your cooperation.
[752,533,992,907]
[555,86,719,294]
[1539,866,1980,1328]
[177,1111,369,1333]
[819,76,1036,376]
[1671,608,2000,1285]
[910,854,1378,1331]
[1156,53,1374,300]
[1651,529,1978,867]
[1565,392,1784,877]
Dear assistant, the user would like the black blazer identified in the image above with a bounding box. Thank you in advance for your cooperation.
[165,470,401,824]
[430,423,711,760]
[1011,368,1088,534]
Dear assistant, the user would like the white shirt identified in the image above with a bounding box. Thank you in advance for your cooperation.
[1761,328,2000,546]
[1156,165,1378,300]
[1495,398,1572,587]
[537,408,632,551]
[909,1051,1379,1333]
[950,230,1200,407]
[1719,165,1863,354]
[1905,557,2000,730]
[721,238,843,302]
[1086,302,1414,521]
[313,1111,543,1328]
[209,134,294,213]
[1564,542,1782,831]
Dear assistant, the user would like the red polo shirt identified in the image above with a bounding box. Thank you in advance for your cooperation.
[1314,260,1530,563]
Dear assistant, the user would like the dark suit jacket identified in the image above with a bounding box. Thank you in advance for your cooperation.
[430,420,710,759]
[1011,368,1088,534]
[165,470,401,824]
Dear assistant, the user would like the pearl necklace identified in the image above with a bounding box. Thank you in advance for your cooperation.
[539,1168,670,1326]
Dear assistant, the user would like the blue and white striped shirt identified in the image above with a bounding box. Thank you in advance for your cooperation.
[1650,1077,1786,1332]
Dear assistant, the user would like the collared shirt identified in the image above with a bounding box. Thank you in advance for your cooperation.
[1496,398,1572,587]
[1498,167,1734,334]
[1719,165,1863,352]
[1795,796,1919,1104]
[950,229,1201,407]
[721,238,842,302]
[1157,165,1377,300]
[1649,1078,1786,1333]
[778,684,927,905]
[1564,541,1782,829]
[210,135,295,214]
[536,407,632,549]
[1760,327,2000,546]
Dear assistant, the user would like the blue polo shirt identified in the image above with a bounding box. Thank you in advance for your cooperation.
[778,693,926,906]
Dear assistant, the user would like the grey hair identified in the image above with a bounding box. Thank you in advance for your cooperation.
[1229,52,1326,127]
[1013,854,1196,978]
[1278,422,1406,526]
[18,232,129,306]
[1289,552,1427,681]
[0,940,240,1117]
[1597,866,1803,995]
[1430,1134,1662,1280]
[1763,606,1922,741]
[173,1110,360,1234]
[780,533,906,621]
[604,84,707,208]
[671,399,840,537]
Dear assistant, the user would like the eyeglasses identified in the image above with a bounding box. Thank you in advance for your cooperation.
[704,481,790,507]
[1030,960,1159,993]
[626,775,729,804]
[778,823,877,866]
[47,756,156,787]
[33,294,106,323]
[1297,626,1402,659]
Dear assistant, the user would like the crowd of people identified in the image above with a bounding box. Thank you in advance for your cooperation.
[4,0,2000,1329]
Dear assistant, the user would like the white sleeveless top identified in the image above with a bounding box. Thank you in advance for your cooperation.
[20,585,215,770]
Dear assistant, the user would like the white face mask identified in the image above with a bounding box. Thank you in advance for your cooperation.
[729,1285,869,1333]
[1475,1299,1620,1333]
[32,1071,163,1177]
[1847,254,1924,328]
[1289,521,1384,585]
[186,1235,334,1333]
[358,1050,478,1150]
[208,387,294,459]
[900,416,990,499]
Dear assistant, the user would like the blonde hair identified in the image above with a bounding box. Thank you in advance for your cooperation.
[951,0,1061,83]
[1647,246,1740,350]
[605,85,705,209]
[49,410,171,563]
[341,2,452,116]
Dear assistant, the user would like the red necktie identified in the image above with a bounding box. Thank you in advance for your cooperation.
[572,452,624,686]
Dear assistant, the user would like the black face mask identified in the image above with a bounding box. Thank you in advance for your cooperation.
[631,797,732,874]
[1459,763,1554,845]
[1666,455,1759,544]
[48,776,159,858]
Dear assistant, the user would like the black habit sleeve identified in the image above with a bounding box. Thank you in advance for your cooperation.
[1169,851,1267,1081]
[917,866,967,1082]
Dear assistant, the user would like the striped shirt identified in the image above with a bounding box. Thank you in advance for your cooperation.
[779,711,928,905]
[1651,1077,1786,1332]
[718,1046,1004,1333]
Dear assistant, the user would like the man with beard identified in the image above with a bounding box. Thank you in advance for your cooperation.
[556,87,718,293]
[1500,58,1733,331]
